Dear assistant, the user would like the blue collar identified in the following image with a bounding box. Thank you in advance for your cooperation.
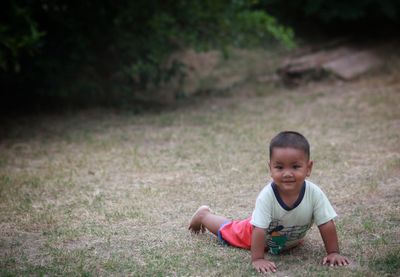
[271,181,306,211]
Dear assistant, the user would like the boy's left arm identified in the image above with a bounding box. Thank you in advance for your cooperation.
[318,220,350,266]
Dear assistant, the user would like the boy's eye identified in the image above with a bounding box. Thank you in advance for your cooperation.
[274,166,283,170]
[293,165,301,169]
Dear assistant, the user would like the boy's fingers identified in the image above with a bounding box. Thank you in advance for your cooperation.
[258,263,276,273]
[322,255,350,267]
[264,265,275,273]
[259,266,267,274]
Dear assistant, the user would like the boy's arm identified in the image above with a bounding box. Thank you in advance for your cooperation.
[318,220,350,266]
[251,226,276,273]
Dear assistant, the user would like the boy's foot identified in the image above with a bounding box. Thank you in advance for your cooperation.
[188,205,211,234]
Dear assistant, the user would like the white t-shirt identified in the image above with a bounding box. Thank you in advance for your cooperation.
[251,180,337,253]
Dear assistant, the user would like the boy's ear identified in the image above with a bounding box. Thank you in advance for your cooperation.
[307,160,314,177]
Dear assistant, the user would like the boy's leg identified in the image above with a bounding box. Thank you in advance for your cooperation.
[189,205,230,236]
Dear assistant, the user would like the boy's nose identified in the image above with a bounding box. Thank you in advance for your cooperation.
[283,170,293,177]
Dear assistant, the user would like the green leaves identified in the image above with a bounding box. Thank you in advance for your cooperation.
[1,0,295,107]
[0,2,45,72]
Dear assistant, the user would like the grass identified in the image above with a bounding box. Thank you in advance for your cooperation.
[1,46,400,276]
[370,250,400,275]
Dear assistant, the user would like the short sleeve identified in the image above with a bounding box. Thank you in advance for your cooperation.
[312,185,337,226]
[251,185,272,229]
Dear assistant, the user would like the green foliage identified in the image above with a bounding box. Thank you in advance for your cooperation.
[0,1,45,72]
[0,0,294,109]
[235,11,295,48]
[111,0,295,89]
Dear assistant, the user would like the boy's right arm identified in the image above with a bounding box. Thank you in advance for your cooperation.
[251,226,277,273]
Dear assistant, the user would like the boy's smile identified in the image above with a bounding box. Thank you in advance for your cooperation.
[269,147,313,195]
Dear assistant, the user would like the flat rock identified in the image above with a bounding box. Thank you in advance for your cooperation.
[322,50,382,80]
[278,45,383,83]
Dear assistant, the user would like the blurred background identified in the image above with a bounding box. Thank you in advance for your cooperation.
[1,0,399,113]
[1,2,400,276]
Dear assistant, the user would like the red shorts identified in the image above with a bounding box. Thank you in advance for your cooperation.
[218,217,253,249]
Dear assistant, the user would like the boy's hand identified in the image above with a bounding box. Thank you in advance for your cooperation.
[322,253,350,266]
[252,258,277,273]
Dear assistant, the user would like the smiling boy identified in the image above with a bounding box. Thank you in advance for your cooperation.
[189,131,350,273]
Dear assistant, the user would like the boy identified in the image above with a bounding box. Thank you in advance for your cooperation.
[189,131,350,273]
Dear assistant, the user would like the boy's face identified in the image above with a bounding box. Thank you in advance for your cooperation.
[269,147,313,194]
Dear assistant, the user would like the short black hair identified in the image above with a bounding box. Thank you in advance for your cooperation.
[269,131,310,160]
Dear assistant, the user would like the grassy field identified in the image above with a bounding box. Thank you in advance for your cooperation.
[1,48,400,276]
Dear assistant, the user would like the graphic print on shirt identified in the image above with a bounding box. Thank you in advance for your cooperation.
[268,225,287,254]
[266,220,310,254]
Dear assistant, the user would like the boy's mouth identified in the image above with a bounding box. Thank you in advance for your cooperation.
[282,179,295,183]
[281,180,296,185]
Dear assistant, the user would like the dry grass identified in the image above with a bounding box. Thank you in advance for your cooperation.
[1,47,400,276]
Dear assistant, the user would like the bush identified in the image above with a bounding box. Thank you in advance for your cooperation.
[0,0,294,110]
